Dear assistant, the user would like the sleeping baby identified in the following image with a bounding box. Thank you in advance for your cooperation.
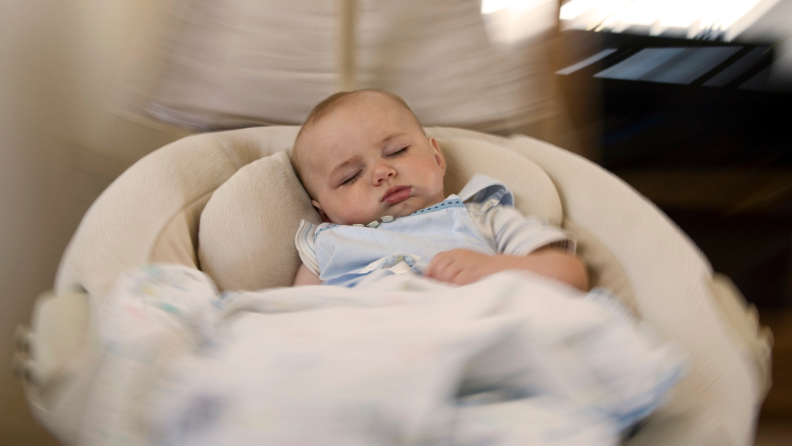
[291,89,588,290]
[85,89,685,444]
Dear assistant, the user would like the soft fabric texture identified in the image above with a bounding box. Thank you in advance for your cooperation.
[441,137,563,226]
[564,219,639,316]
[78,264,685,446]
[499,132,765,446]
[149,194,213,268]
[31,126,770,446]
[199,151,322,291]
[55,134,238,300]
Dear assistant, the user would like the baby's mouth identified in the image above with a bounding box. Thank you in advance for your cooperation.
[382,186,412,205]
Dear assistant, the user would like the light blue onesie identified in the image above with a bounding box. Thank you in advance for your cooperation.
[295,174,574,287]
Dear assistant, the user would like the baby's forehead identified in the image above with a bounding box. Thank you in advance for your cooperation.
[296,92,419,164]
[302,109,392,152]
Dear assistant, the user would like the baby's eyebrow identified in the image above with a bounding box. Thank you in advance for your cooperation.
[380,132,405,144]
[329,158,359,178]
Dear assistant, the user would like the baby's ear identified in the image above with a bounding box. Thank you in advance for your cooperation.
[311,199,333,223]
[429,137,446,172]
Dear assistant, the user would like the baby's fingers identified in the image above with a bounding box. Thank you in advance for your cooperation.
[449,270,476,286]
[426,253,462,283]
[425,252,449,277]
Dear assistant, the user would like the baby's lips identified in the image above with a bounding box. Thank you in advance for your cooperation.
[382,186,411,204]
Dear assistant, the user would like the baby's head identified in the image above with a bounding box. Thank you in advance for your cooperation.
[293,90,446,225]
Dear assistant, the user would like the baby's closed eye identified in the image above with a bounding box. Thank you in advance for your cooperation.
[341,171,362,186]
[385,146,409,158]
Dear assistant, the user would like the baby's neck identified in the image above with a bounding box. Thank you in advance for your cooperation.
[343,194,451,227]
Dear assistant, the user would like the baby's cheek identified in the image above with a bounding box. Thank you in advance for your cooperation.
[338,201,377,225]
[421,164,445,191]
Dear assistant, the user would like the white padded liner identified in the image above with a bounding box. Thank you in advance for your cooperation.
[441,137,563,226]
[199,151,322,292]
[54,126,302,300]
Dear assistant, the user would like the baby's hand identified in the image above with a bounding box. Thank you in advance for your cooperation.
[425,248,589,290]
[424,249,498,286]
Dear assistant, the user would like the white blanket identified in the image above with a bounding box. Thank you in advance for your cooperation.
[79,265,686,446]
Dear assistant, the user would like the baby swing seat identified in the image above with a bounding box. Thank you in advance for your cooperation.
[15,126,771,446]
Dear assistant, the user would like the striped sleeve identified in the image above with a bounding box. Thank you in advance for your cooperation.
[294,220,320,276]
[468,204,576,256]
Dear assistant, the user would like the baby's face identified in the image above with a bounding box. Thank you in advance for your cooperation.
[300,93,446,225]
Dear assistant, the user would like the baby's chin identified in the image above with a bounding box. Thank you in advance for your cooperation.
[334,210,412,226]
[386,197,444,219]
[335,197,446,225]
[338,212,407,225]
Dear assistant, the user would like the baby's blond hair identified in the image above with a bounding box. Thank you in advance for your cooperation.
[292,90,423,197]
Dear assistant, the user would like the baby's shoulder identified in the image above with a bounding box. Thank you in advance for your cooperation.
[457,174,514,208]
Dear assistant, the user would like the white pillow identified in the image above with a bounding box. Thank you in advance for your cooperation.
[441,137,563,226]
[198,138,563,291]
[198,151,322,292]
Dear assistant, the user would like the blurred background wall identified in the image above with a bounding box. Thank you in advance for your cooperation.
[0,1,189,443]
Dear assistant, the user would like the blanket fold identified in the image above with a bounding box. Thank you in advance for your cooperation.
[80,264,686,446]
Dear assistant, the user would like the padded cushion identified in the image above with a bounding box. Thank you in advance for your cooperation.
[564,218,638,315]
[198,136,563,291]
[55,134,239,299]
[198,151,322,291]
[441,138,563,226]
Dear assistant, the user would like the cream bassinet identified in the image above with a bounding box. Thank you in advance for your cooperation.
[15,126,771,446]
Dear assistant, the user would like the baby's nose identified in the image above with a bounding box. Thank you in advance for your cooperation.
[373,164,396,183]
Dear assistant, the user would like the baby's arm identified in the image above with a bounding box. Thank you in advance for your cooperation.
[293,263,323,286]
[425,247,589,290]
[427,199,587,289]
